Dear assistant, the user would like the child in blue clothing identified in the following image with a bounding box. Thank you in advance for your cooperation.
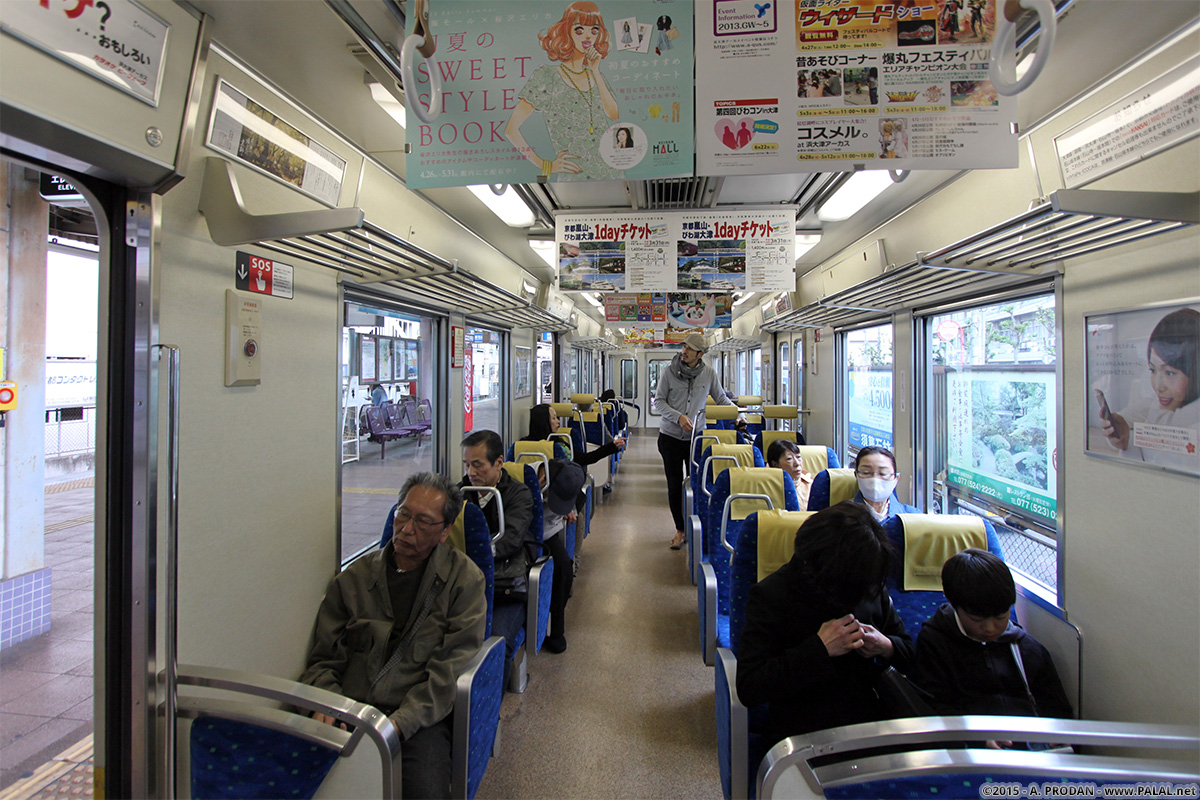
[914,549,1073,727]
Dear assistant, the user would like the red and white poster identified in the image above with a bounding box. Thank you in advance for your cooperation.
[463,346,474,431]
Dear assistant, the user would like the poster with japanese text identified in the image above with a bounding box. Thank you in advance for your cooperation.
[557,207,796,292]
[408,0,694,188]
[604,293,734,328]
[695,0,1017,176]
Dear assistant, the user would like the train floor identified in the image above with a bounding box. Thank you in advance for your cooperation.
[0,428,722,799]
[477,428,721,799]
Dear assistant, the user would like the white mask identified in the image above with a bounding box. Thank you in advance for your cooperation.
[858,476,897,504]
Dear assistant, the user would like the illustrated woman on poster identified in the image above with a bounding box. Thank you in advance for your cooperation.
[505,1,622,181]
[1097,308,1200,469]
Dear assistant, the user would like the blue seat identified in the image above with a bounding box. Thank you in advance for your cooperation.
[805,466,858,511]
[715,509,815,800]
[694,443,765,584]
[700,466,796,666]
[501,462,554,691]
[881,514,1004,638]
[686,429,738,583]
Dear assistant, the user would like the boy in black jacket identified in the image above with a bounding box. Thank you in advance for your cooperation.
[914,548,1073,721]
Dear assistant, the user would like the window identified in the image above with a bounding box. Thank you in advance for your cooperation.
[779,341,790,405]
[922,292,1059,591]
[620,358,637,399]
[342,301,440,564]
[465,325,504,436]
[794,335,804,413]
[736,350,747,394]
[842,323,894,453]
[750,348,762,397]
[648,357,672,416]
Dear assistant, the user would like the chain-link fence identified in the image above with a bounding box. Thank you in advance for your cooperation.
[45,406,97,457]
[991,520,1057,589]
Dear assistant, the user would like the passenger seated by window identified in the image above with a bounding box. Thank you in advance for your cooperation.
[737,502,914,747]
[299,472,486,800]
[851,445,920,521]
[914,548,1073,725]
[541,458,587,654]
[460,430,535,677]
[524,403,625,496]
[767,438,814,510]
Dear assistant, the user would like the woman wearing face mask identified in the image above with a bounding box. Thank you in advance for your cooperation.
[852,445,920,522]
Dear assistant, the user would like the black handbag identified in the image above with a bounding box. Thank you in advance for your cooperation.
[493,550,529,601]
[876,666,936,718]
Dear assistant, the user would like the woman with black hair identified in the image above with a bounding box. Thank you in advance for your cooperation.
[523,403,626,467]
[736,502,914,746]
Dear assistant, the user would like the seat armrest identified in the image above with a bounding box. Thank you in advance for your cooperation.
[527,557,554,656]
[452,636,506,800]
[716,647,750,800]
[699,562,717,666]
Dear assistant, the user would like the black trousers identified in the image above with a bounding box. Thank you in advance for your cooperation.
[657,432,691,532]
[400,715,452,799]
[544,530,573,638]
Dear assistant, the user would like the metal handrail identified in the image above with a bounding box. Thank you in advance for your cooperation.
[460,486,504,544]
[701,455,739,499]
[720,493,774,555]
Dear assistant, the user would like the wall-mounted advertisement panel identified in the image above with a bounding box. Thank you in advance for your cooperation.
[946,370,1058,523]
[1085,299,1199,477]
[847,367,893,452]
[407,0,694,188]
[557,207,796,292]
[695,0,1017,176]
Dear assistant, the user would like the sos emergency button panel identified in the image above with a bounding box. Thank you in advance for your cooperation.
[225,290,262,387]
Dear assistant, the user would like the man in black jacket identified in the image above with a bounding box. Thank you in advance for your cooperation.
[460,430,535,681]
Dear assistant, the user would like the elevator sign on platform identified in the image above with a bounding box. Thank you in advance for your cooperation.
[236,252,293,299]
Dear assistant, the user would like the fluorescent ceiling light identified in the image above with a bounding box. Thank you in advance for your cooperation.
[468,184,536,228]
[369,82,406,130]
[529,239,557,268]
[1015,51,1035,81]
[794,233,821,258]
[733,292,756,307]
[817,171,893,222]
[580,292,603,308]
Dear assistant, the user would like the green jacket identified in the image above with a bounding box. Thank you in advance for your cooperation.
[299,541,486,740]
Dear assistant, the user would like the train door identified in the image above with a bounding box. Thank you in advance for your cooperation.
[646,354,674,431]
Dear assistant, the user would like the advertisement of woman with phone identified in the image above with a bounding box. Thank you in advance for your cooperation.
[1086,300,1200,476]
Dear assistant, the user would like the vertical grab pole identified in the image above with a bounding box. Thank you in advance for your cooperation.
[152,344,181,799]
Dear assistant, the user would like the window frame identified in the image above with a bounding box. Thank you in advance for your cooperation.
[913,279,1064,605]
[836,318,895,461]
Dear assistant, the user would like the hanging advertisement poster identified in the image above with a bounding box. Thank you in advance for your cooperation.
[408,0,694,189]
[604,293,733,328]
[695,0,1017,176]
[1085,299,1199,477]
[557,207,796,292]
[604,293,669,324]
[946,370,1058,523]
[557,214,673,291]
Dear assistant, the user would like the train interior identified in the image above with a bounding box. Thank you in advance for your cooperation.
[0,0,1198,797]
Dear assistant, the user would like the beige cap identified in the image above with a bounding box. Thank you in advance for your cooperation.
[682,332,709,353]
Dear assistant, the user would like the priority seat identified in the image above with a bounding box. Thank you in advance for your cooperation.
[881,513,1004,637]
[715,509,815,800]
[700,465,797,667]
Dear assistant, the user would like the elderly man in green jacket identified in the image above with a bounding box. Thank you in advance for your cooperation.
[300,471,486,800]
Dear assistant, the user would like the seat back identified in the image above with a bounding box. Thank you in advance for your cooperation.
[364,405,390,436]
[384,401,405,430]
[699,444,765,561]
[754,429,807,455]
[762,405,799,431]
[806,467,859,511]
[881,513,1003,636]
[502,462,544,548]
[547,431,574,460]
[706,403,740,430]
[797,445,840,476]
[708,467,797,617]
[729,510,815,656]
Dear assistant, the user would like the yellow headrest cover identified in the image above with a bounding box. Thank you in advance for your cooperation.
[700,430,737,446]
[763,405,798,420]
[745,413,763,425]
[899,514,987,591]
[550,403,576,418]
[761,430,797,453]
[579,410,600,422]
[737,395,763,406]
[446,505,468,553]
[710,444,756,479]
[825,468,860,506]
[570,393,595,408]
[503,462,531,484]
[706,405,739,421]
[796,445,831,476]
[514,440,555,463]
[756,510,815,582]
[729,467,785,520]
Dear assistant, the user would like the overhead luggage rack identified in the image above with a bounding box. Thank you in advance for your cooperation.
[709,337,767,352]
[572,337,619,350]
[764,189,1197,332]
[198,158,573,331]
